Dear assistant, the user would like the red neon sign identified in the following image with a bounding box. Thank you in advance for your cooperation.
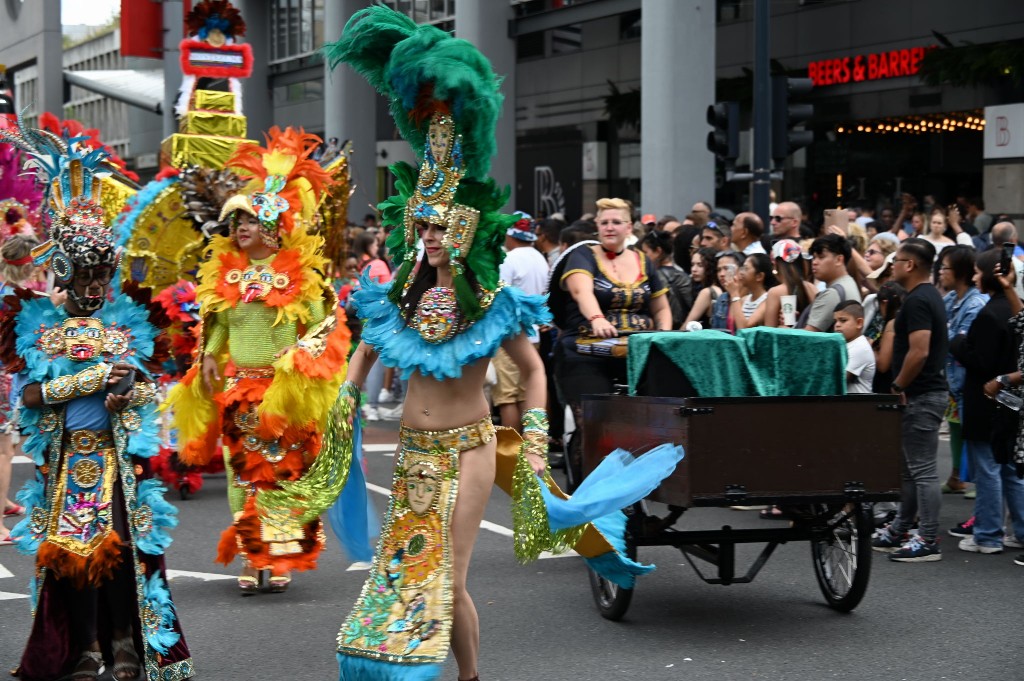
[807,46,934,87]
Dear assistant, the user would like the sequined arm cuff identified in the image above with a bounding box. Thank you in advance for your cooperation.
[127,381,157,408]
[41,362,112,405]
[521,407,549,460]
[340,380,361,407]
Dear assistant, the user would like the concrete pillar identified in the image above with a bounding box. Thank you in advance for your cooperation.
[162,0,184,137]
[455,1,517,209]
[640,0,714,217]
[236,0,272,137]
[324,0,379,224]
[38,0,63,115]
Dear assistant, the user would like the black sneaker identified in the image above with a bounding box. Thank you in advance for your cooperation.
[1014,554,1024,567]
[871,526,908,553]
[889,535,942,562]
[948,516,975,538]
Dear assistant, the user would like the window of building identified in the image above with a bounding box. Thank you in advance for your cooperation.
[385,0,454,25]
[273,79,324,106]
[270,0,325,62]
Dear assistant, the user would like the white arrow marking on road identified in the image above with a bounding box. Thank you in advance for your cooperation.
[0,562,13,579]
[0,591,28,600]
[165,569,236,582]
[346,561,372,572]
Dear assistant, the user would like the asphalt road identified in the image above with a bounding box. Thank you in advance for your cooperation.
[1,420,1019,681]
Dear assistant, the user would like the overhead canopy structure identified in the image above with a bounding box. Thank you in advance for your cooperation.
[63,69,164,115]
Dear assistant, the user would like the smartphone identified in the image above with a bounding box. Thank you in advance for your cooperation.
[107,367,136,397]
[1002,242,1015,276]
[823,208,849,234]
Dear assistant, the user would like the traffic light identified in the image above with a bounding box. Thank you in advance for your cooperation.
[706,101,739,167]
[771,76,814,165]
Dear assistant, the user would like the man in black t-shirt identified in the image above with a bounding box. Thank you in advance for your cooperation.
[872,238,948,562]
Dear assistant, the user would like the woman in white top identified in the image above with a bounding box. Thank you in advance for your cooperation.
[726,252,777,330]
[922,208,957,254]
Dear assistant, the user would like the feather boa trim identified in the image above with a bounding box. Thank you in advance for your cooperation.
[36,531,124,589]
[164,364,221,467]
[353,277,551,380]
[258,306,351,437]
[216,496,323,575]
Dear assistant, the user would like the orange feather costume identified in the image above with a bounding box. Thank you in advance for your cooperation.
[165,127,350,576]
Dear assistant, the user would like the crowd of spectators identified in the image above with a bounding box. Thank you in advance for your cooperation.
[263,193,1024,567]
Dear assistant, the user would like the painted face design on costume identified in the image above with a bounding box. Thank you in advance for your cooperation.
[61,317,105,361]
[405,463,439,515]
[225,263,291,303]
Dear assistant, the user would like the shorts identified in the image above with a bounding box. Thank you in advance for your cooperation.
[491,347,525,407]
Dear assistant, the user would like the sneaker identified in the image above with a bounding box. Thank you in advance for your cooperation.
[1005,535,1024,549]
[871,526,908,553]
[948,516,975,538]
[361,404,380,422]
[379,403,403,421]
[958,536,1003,554]
[889,535,942,562]
[378,389,395,404]
[964,489,977,499]
[1014,554,1024,567]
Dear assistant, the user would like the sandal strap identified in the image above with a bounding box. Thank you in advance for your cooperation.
[78,651,104,664]
[111,637,138,655]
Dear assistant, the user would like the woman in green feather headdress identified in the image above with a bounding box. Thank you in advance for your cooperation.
[326,7,552,681]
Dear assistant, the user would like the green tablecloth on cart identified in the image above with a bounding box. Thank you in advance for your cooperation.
[627,328,848,397]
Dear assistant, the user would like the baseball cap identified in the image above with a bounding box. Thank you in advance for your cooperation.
[771,239,810,263]
[641,213,657,225]
[506,212,537,242]
[867,251,896,280]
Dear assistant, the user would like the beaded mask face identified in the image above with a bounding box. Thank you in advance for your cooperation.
[414,286,460,344]
[61,317,105,361]
[404,462,440,515]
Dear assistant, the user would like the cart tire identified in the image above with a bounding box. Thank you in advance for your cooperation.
[587,534,636,621]
[810,503,872,612]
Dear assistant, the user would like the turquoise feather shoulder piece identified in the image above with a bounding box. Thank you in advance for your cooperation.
[353,277,552,381]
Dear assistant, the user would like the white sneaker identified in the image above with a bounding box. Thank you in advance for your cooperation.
[361,404,380,422]
[378,389,395,403]
[958,536,1003,554]
[1004,535,1024,549]
[379,403,403,421]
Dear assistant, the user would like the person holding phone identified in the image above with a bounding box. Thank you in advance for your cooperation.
[1,126,194,680]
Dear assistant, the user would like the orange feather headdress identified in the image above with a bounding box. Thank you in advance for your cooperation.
[220,126,331,248]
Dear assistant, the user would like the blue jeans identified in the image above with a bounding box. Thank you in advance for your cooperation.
[965,439,1024,547]
[892,390,947,541]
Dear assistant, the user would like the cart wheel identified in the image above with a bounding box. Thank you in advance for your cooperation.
[587,535,636,621]
[810,503,872,612]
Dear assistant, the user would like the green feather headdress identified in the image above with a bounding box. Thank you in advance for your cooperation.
[324,5,509,321]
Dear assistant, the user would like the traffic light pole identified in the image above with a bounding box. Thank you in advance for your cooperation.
[752,0,771,225]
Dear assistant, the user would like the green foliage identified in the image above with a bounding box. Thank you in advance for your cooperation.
[919,33,1024,88]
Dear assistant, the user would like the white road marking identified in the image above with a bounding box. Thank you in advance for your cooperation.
[0,591,28,601]
[165,569,236,582]
[363,444,397,454]
[0,563,13,579]
[13,455,32,465]
[346,561,372,572]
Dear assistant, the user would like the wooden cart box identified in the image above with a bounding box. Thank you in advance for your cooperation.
[582,394,902,507]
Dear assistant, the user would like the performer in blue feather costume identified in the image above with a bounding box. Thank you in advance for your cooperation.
[305,7,686,681]
[0,124,194,681]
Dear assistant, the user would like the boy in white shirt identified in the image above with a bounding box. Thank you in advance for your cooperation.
[833,300,876,394]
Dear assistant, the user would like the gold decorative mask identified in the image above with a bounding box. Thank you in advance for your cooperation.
[61,317,105,361]
[404,113,480,261]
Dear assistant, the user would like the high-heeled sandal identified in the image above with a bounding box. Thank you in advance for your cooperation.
[238,571,261,595]
[68,650,105,681]
[111,638,141,681]
[267,572,291,593]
